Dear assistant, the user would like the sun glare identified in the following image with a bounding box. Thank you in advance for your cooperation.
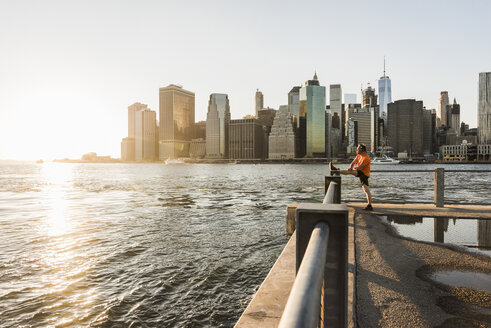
[42,163,74,236]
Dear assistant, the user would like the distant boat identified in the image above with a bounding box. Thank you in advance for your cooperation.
[164,158,185,164]
[371,155,400,165]
[36,159,44,164]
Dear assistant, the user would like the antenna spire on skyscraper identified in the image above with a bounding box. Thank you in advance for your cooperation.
[383,56,386,77]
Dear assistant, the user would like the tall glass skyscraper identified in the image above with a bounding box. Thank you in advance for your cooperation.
[159,84,195,159]
[378,61,392,119]
[206,93,231,158]
[300,73,326,157]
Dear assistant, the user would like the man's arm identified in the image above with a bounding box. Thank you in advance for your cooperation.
[349,157,357,170]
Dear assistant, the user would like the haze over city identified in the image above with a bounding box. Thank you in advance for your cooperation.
[1,0,490,160]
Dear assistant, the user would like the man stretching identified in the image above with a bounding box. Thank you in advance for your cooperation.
[329,144,373,211]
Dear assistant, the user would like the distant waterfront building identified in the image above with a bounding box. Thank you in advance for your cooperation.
[329,85,343,154]
[268,105,296,159]
[362,85,377,108]
[206,93,231,159]
[257,107,277,134]
[329,84,342,119]
[478,72,491,144]
[423,109,436,154]
[159,84,195,159]
[300,72,326,157]
[344,103,361,138]
[229,119,265,159]
[255,89,264,117]
[378,62,392,119]
[190,138,206,158]
[194,121,206,139]
[346,106,379,153]
[135,109,157,161]
[387,99,424,157]
[288,86,301,119]
[447,99,461,136]
[121,137,135,161]
[344,94,357,106]
[438,91,449,127]
[125,102,149,161]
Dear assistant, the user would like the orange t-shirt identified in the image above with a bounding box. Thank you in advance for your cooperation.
[354,153,371,177]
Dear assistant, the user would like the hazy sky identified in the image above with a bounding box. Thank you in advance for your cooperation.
[1,0,490,160]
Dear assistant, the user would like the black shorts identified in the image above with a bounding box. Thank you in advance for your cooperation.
[356,171,369,186]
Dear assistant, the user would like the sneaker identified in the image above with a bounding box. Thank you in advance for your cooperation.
[329,162,340,176]
[363,204,373,211]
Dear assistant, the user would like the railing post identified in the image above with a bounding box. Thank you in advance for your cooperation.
[434,168,444,208]
[325,176,342,204]
[294,203,348,327]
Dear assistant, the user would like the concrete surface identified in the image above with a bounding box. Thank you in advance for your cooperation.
[236,203,490,327]
[351,206,491,327]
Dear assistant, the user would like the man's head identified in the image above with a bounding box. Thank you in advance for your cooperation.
[357,144,367,154]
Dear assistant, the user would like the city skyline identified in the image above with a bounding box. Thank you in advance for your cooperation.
[1,0,490,160]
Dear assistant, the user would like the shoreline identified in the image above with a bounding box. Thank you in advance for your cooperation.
[46,159,491,165]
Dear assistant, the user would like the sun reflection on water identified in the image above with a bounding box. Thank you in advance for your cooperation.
[42,163,74,236]
[38,163,98,326]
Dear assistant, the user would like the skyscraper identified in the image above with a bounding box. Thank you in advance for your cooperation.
[438,91,449,127]
[159,84,195,159]
[329,84,342,119]
[387,99,424,157]
[128,102,148,140]
[229,118,265,159]
[255,89,264,117]
[123,102,150,162]
[423,109,435,154]
[346,107,379,153]
[447,98,461,136]
[268,105,296,159]
[362,85,377,108]
[478,72,491,144]
[206,93,231,159]
[288,86,301,119]
[378,60,392,119]
[135,109,157,161]
[300,72,326,157]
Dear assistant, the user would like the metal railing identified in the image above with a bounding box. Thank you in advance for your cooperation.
[279,179,348,328]
[369,168,491,207]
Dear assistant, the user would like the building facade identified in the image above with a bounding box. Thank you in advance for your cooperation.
[423,109,435,154]
[206,93,231,159]
[329,84,342,119]
[300,73,326,157]
[121,137,135,162]
[288,86,301,119]
[347,107,379,153]
[159,84,195,159]
[478,72,491,144]
[268,105,296,159]
[387,99,424,157]
[135,109,157,161]
[362,85,377,108]
[229,119,265,159]
[447,99,461,136]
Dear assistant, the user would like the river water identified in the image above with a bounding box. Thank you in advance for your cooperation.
[0,162,489,327]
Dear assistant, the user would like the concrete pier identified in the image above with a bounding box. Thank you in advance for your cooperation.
[236,203,491,327]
